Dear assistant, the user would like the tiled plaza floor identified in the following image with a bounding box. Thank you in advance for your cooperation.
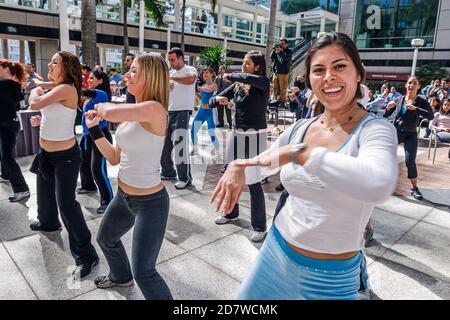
[0,123,449,300]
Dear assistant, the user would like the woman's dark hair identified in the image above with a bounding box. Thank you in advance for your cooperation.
[92,69,112,101]
[245,51,266,77]
[57,51,83,105]
[202,67,216,81]
[304,32,366,100]
[440,98,450,115]
[405,75,422,93]
[0,59,26,84]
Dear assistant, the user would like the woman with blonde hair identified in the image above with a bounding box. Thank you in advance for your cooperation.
[85,53,173,299]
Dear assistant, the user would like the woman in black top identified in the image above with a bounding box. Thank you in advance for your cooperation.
[384,75,434,200]
[209,51,270,242]
[0,59,30,202]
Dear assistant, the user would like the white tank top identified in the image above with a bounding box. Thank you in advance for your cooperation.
[40,103,77,141]
[115,121,165,188]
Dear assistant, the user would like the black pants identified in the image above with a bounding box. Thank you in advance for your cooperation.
[217,105,232,127]
[34,143,98,265]
[79,128,113,206]
[160,110,191,183]
[0,124,29,193]
[225,131,267,232]
[397,130,418,180]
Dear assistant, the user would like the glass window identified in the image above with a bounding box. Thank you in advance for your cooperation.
[354,0,439,48]
[280,0,340,15]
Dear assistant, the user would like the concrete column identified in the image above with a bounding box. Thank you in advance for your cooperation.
[296,19,301,39]
[231,16,237,39]
[99,47,107,68]
[119,0,125,23]
[48,0,56,12]
[19,40,25,63]
[261,22,266,45]
[281,20,286,39]
[75,45,81,58]
[2,38,8,60]
[320,16,326,33]
[252,12,258,43]
[217,1,223,37]
[59,0,70,51]
[174,0,181,30]
[36,39,59,79]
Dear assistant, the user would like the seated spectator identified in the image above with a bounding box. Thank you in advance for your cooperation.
[288,86,308,120]
[429,99,450,158]
[367,88,389,116]
[109,80,121,97]
[108,68,122,84]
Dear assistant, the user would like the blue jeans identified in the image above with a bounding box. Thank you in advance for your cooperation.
[190,108,219,147]
[96,187,172,300]
[236,225,369,300]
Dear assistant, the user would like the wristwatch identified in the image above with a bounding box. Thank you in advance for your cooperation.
[290,143,307,163]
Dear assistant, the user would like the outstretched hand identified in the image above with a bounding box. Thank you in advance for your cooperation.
[84,110,102,128]
[210,162,246,214]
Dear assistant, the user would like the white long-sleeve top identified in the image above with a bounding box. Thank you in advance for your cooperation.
[260,113,399,254]
[429,112,450,130]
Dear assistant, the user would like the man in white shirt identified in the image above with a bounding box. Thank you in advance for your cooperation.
[160,48,198,189]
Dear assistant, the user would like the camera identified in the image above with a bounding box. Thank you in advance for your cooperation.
[273,43,280,49]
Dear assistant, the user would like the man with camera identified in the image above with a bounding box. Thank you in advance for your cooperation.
[270,38,292,106]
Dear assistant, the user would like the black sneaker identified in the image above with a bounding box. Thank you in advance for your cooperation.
[73,257,99,279]
[94,275,134,289]
[30,222,62,232]
[364,228,374,246]
[160,174,177,181]
[411,187,423,200]
[220,164,228,173]
[96,204,108,214]
[9,191,31,202]
[76,187,97,194]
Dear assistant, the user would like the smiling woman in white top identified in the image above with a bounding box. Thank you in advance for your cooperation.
[211,32,398,300]
[28,51,99,280]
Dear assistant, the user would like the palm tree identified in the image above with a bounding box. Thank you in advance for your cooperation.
[122,0,166,61]
[265,0,278,74]
[180,0,216,52]
[80,1,166,67]
[81,0,99,67]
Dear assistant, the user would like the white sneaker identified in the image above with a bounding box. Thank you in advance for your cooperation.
[174,180,191,189]
[213,147,222,160]
[214,214,238,225]
[250,231,267,242]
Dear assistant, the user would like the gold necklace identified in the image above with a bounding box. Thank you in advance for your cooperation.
[319,109,360,133]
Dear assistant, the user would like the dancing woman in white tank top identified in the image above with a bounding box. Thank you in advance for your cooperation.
[28,51,98,279]
[84,54,173,299]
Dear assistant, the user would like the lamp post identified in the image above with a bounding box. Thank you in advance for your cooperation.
[411,38,424,76]
[220,26,232,62]
[163,15,176,60]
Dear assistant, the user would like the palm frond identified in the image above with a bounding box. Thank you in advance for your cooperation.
[196,44,231,74]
